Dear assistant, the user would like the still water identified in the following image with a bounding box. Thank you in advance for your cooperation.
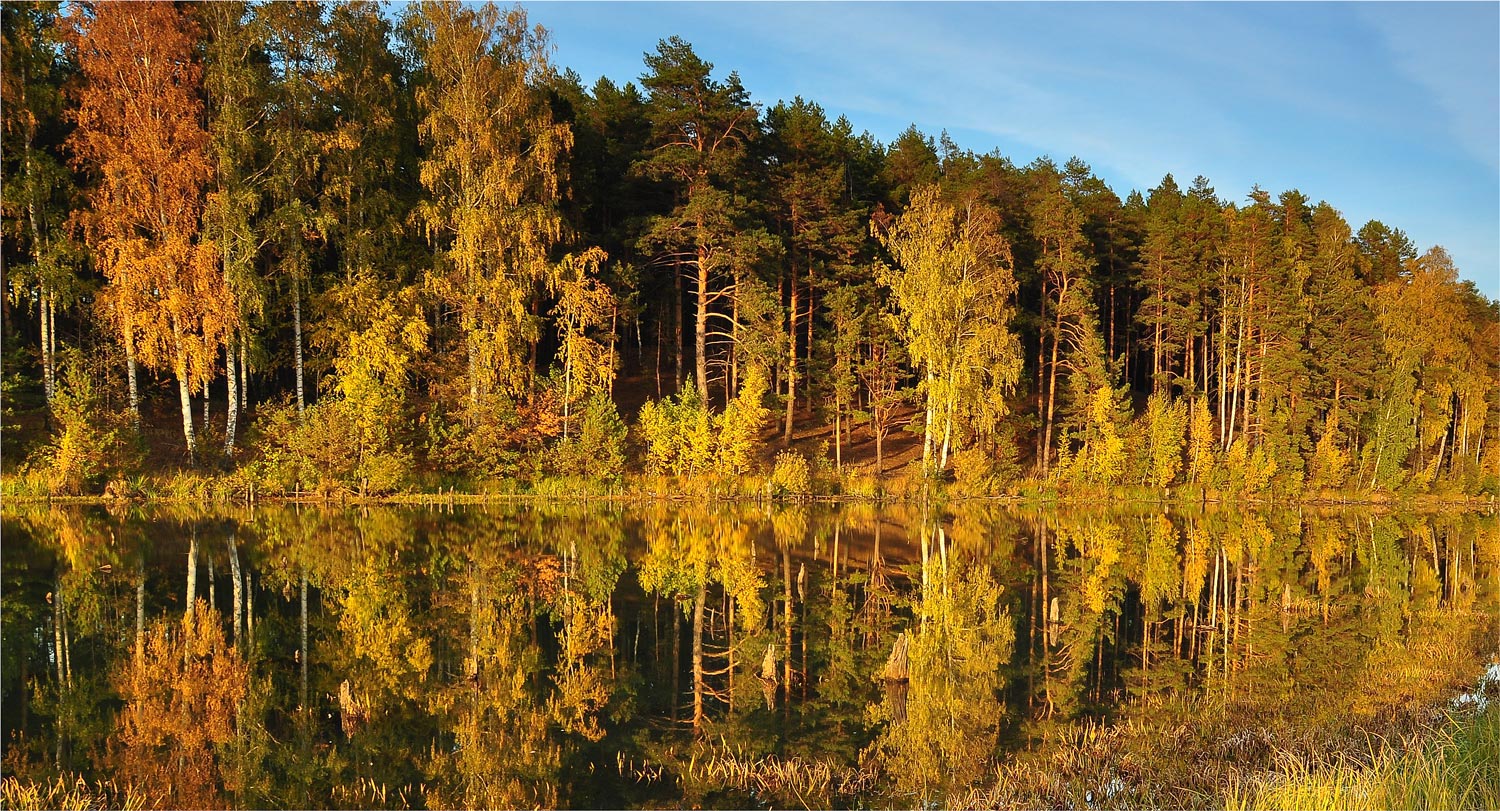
[2,502,1496,808]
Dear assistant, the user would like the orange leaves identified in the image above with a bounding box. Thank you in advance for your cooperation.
[67,1,235,408]
[65,2,211,244]
[108,603,250,809]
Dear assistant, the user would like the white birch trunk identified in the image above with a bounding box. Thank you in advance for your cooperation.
[293,279,305,415]
[224,334,239,455]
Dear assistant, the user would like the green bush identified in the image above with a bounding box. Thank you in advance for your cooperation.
[247,395,412,496]
[552,393,627,482]
[637,367,771,477]
[768,451,812,499]
[27,351,132,495]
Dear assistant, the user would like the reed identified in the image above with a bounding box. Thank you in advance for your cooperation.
[0,775,148,811]
[1225,708,1499,811]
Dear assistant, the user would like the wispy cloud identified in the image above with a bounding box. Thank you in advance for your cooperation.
[530,1,1499,295]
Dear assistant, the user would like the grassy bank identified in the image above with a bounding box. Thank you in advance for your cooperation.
[3,465,1496,510]
[1224,707,1500,811]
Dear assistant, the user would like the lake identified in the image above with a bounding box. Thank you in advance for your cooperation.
[2,502,1495,808]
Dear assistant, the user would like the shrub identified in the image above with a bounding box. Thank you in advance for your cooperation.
[552,393,627,482]
[952,447,1005,496]
[769,451,812,499]
[247,395,412,496]
[28,351,132,495]
[1140,392,1187,488]
[637,367,771,477]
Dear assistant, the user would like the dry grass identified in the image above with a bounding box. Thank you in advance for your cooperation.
[1224,708,1500,811]
[0,775,148,811]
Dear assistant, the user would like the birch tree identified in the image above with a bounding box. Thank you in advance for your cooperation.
[875,184,1022,474]
[67,1,236,463]
[407,0,570,412]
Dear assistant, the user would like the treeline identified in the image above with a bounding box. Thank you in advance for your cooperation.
[3,0,1496,498]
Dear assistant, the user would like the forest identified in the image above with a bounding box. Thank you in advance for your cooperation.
[3,0,1498,502]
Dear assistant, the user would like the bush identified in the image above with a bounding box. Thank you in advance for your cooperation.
[637,368,770,477]
[247,395,412,496]
[952,447,1006,497]
[552,393,627,482]
[769,451,812,499]
[425,392,532,479]
[27,351,132,495]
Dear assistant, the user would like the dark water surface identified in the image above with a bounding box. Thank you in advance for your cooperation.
[2,502,1496,808]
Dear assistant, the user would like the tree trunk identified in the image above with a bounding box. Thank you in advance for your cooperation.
[227,534,243,649]
[939,390,955,470]
[782,545,793,707]
[562,317,573,441]
[238,335,249,412]
[300,571,309,715]
[186,528,199,626]
[1036,283,1048,466]
[178,362,197,466]
[246,572,254,640]
[136,555,146,670]
[805,264,815,401]
[224,334,240,455]
[125,322,141,427]
[834,410,842,470]
[293,278,306,415]
[54,576,65,686]
[41,286,54,404]
[692,579,706,732]
[784,263,797,445]
[695,251,709,403]
[674,275,684,392]
[922,370,935,470]
[670,601,680,725]
[174,317,198,465]
[1042,302,1064,476]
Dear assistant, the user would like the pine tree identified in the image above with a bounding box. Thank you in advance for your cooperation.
[636,37,775,403]
[766,97,861,443]
[258,0,327,416]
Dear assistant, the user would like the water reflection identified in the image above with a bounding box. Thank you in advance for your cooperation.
[2,502,1495,807]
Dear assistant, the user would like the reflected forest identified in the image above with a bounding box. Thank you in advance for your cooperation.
[3,504,1498,808]
[1,0,1496,502]
[2,1,1499,809]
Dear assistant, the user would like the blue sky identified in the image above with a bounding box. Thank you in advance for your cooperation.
[522,1,1499,298]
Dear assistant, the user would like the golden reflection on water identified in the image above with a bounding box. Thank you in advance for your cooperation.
[2,502,1495,808]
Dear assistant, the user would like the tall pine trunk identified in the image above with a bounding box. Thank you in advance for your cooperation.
[784,262,797,444]
[674,274,684,391]
[695,247,709,402]
[1042,301,1064,476]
